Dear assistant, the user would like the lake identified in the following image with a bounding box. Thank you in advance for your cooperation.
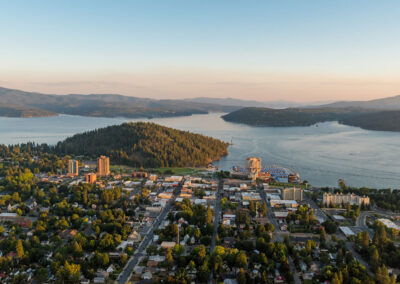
[1,113,400,189]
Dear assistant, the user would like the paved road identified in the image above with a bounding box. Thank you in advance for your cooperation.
[117,184,182,283]
[335,232,374,277]
[208,178,223,284]
[257,186,301,284]
[354,211,374,239]
[304,196,327,223]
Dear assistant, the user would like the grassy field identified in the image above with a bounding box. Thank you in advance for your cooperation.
[110,165,210,176]
[268,182,308,189]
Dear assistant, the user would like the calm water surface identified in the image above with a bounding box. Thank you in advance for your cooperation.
[1,113,399,188]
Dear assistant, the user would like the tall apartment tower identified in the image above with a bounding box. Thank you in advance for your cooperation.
[97,155,110,176]
[67,159,79,176]
[246,157,261,174]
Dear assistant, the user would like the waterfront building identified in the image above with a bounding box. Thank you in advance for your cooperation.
[323,192,370,206]
[97,155,110,176]
[246,157,261,175]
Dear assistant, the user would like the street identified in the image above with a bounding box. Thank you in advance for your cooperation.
[258,185,301,284]
[116,183,182,283]
[208,178,223,284]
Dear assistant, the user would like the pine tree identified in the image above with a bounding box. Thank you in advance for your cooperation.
[320,227,327,243]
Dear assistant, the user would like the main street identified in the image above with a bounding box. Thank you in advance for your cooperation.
[117,183,182,283]
[258,185,301,284]
[208,178,223,284]
[304,195,327,223]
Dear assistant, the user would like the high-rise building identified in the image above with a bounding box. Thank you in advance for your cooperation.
[97,155,110,176]
[282,187,303,201]
[245,157,261,180]
[67,159,79,176]
[85,173,97,183]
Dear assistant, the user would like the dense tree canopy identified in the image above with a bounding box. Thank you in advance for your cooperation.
[55,122,229,167]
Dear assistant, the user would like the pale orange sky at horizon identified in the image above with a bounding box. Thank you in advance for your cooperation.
[1,69,399,103]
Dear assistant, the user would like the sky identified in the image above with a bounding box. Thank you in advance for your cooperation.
[1,0,400,102]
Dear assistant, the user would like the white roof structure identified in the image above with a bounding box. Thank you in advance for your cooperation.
[339,226,355,237]
[333,215,346,220]
[378,218,400,231]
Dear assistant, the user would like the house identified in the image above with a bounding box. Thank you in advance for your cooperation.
[60,229,78,240]
[274,275,285,283]
[127,231,141,243]
[106,265,115,274]
[149,255,166,262]
[93,277,105,283]
[147,260,158,268]
[142,271,153,280]
[161,241,176,249]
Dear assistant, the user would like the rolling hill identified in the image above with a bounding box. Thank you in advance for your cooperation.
[0,103,56,118]
[316,94,400,110]
[0,86,239,118]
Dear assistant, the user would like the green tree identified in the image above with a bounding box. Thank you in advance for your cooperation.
[235,251,248,268]
[320,227,327,243]
[237,268,247,284]
[376,264,395,284]
[56,261,80,284]
[370,246,380,271]
[35,267,49,283]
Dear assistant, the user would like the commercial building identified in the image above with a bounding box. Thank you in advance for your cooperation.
[97,156,110,176]
[67,159,79,176]
[339,226,356,237]
[132,172,148,178]
[377,218,400,231]
[85,173,97,183]
[270,199,298,208]
[282,187,303,201]
[323,193,370,206]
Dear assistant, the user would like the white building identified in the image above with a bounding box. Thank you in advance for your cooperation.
[323,193,370,206]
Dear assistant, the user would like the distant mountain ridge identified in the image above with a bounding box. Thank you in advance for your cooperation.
[0,86,239,118]
[184,97,325,109]
[315,95,400,109]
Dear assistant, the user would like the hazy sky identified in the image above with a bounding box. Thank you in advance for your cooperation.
[1,0,400,102]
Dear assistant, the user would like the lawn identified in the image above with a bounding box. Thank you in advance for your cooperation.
[110,165,210,176]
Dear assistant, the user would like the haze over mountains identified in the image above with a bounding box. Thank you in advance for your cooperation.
[316,95,400,109]
[0,86,239,118]
[1,85,400,128]
[184,97,336,109]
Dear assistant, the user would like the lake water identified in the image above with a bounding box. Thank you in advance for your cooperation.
[1,113,400,189]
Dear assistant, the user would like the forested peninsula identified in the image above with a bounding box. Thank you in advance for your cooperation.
[222,107,400,132]
[55,122,229,167]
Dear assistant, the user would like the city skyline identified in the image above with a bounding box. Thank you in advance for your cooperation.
[1,1,400,102]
